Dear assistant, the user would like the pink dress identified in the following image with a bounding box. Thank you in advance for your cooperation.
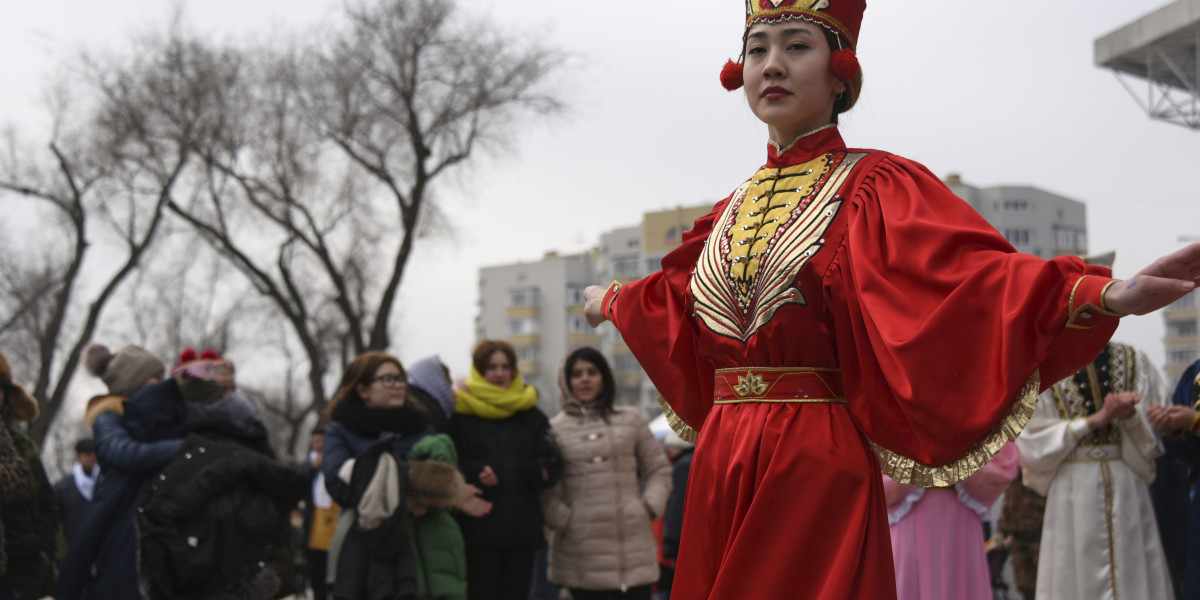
[883,443,1019,600]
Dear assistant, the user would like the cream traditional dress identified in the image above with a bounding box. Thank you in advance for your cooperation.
[1016,342,1173,600]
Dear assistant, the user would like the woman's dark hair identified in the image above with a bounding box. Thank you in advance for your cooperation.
[563,346,616,418]
[326,351,406,417]
[820,28,863,123]
[472,340,519,377]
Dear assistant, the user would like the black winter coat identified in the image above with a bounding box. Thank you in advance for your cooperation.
[137,434,306,600]
[661,448,693,560]
[333,440,419,600]
[450,408,559,549]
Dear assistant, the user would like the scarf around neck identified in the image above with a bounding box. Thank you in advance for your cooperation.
[73,462,100,501]
[455,365,538,420]
[331,398,431,439]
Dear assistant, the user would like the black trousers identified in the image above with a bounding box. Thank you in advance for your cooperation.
[305,548,329,600]
[568,584,653,600]
[466,546,534,600]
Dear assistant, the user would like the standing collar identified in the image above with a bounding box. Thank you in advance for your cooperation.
[766,125,846,168]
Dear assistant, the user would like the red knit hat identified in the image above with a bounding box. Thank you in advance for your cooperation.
[170,348,236,393]
[721,0,865,91]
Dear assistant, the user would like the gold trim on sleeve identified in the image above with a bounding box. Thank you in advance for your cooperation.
[1099,280,1124,315]
[603,280,622,321]
[656,393,699,443]
[872,371,1040,487]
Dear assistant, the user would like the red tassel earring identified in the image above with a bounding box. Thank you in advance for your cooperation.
[720,59,744,91]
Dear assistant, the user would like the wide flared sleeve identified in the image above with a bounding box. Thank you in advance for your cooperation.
[826,155,1120,486]
[602,199,731,441]
[1013,388,1087,495]
[957,441,1019,509]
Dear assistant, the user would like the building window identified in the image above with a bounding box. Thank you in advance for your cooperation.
[1168,347,1198,366]
[515,345,538,363]
[507,317,539,335]
[1002,200,1029,212]
[1168,319,1198,338]
[646,258,662,273]
[568,315,591,333]
[1169,292,1196,311]
[507,288,539,307]
[627,239,640,250]
[566,285,585,306]
[612,257,640,277]
[1053,228,1081,251]
[1004,229,1031,247]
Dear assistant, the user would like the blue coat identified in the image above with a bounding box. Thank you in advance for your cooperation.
[54,392,181,600]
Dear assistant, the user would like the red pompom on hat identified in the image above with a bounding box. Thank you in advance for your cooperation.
[830,49,859,81]
[720,59,745,91]
[171,348,236,392]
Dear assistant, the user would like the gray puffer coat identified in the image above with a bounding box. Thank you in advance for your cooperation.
[540,398,672,591]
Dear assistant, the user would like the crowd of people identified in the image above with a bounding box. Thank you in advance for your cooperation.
[0,337,692,600]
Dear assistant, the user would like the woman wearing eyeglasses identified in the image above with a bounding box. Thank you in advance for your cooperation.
[451,340,561,600]
[323,351,481,600]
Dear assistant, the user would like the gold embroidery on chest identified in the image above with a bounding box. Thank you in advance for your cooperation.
[690,151,865,342]
[1050,344,1136,446]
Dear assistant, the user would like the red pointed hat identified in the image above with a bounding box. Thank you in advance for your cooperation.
[745,0,864,49]
[721,0,866,91]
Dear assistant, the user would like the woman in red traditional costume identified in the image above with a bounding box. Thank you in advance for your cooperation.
[581,1,1200,598]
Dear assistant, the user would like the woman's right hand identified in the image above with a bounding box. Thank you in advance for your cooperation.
[584,285,608,327]
[479,465,499,487]
[458,484,493,517]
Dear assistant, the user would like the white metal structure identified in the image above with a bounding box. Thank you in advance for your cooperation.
[1095,0,1200,129]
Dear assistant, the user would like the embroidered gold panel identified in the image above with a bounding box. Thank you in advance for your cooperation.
[1049,343,1136,447]
[690,151,864,342]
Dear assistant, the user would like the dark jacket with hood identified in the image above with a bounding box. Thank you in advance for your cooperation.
[137,434,306,600]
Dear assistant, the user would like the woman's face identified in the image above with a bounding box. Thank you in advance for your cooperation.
[357,362,408,409]
[569,359,604,404]
[743,21,845,144]
[483,351,514,389]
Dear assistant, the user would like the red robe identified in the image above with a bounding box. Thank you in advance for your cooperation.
[602,127,1119,599]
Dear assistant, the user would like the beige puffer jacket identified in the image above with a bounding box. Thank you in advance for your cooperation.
[540,398,672,591]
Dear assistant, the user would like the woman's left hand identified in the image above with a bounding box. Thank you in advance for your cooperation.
[1103,243,1200,315]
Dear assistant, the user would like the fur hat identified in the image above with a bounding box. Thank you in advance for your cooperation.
[84,344,165,398]
[0,351,39,422]
[406,461,468,509]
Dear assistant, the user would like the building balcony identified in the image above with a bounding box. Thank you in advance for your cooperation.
[567,332,602,346]
[506,306,540,319]
[507,334,540,347]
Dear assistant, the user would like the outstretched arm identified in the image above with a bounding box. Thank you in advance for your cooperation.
[1103,243,1200,315]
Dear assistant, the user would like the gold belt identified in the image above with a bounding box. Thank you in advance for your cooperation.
[713,367,846,405]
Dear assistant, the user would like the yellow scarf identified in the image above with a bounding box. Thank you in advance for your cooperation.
[455,365,538,419]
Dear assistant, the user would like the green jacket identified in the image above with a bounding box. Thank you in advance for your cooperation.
[408,434,468,600]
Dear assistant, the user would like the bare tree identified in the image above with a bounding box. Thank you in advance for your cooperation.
[0,97,190,442]
[158,0,564,418]
[1,0,564,447]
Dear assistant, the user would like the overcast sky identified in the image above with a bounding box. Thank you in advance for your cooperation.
[2,0,1198,389]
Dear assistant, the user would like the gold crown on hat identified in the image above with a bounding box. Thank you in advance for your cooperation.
[744,0,863,49]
